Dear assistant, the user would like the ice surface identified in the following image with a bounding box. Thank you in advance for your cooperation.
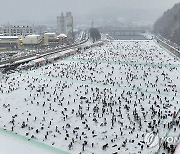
[0,40,179,154]
[0,133,53,154]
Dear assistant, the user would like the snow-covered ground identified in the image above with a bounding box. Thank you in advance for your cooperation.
[0,133,53,154]
[0,40,179,154]
[174,144,180,154]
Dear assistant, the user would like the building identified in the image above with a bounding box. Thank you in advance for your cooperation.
[57,34,68,45]
[57,13,66,34]
[0,26,2,34]
[0,36,20,50]
[65,12,73,39]
[57,12,73,41]
[2,24,35,36]
[0,35,42,50]
[20,34,42,46]
[42,33,58,46]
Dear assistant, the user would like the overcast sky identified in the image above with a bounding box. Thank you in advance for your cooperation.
[0,0,179,25]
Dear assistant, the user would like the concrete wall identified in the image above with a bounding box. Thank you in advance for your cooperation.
[155,37,180,58]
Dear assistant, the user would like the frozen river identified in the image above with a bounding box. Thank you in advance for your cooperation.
[0,40,179,154]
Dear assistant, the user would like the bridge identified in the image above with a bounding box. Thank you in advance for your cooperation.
[98,26,148,38]
[105,29,146,36]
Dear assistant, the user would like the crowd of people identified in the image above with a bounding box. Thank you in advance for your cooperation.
[0,40,179,154]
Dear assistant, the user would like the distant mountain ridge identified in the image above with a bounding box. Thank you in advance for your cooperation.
[154,3,180,45]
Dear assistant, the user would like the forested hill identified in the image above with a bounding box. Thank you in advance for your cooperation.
[153,3,180,45]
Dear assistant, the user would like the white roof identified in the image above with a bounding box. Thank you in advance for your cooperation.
[44,33,56,35]
[0,36,18,39]
[26,34,40,38]
[58,34,67,38]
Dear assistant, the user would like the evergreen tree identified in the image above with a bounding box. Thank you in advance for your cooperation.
[89,28,101,43]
